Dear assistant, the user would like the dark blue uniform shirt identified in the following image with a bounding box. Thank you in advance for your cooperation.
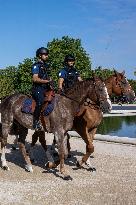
[59,66,80,90]
[32,62,50,89]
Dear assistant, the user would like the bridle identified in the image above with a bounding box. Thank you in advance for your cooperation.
[114,76,129,96]
[91,80,110,105]
[60,92,80,103]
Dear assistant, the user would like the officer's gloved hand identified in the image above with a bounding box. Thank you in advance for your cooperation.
[49,79,56,90]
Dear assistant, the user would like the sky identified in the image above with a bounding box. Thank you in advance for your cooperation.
[0,0,136,79]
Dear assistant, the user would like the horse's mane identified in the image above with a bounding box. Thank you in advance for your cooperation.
[105,71,126,83]
[104,75,114,83]
[65,79,94,96]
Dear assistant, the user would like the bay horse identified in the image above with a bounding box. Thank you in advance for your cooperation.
[8,70,135,170]
[72,70,135,167]
[0,76,111,180]
[45,70,135,167]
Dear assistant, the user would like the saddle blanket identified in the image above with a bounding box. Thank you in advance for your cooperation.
[21,98,55,116]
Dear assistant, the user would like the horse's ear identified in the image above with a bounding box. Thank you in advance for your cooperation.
[113,69,118,76]
[122,70,125,75]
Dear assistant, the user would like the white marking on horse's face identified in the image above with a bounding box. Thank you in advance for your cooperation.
[104,86,112,110]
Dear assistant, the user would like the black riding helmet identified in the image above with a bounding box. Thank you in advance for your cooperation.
[64,54,75,63]
[36,47,49,57]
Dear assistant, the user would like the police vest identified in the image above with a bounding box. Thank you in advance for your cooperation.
[33,62,51,89]
[64,67,79,89]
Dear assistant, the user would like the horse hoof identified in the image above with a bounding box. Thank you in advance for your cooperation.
[63,175,73,181]
[45,161,49,168]
[85,160,92,167]
[2,166,10,171]
[89,167,96,172]
[45,161,56,169]
[25,165,33,173]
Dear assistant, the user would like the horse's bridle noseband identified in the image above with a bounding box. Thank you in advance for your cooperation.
[114,76,129,96]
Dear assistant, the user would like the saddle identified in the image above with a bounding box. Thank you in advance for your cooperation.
[33,90,55,113]
[22,90,55,115]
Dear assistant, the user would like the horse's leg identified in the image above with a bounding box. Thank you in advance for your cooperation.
[55,130,72,180]
[85,128,97,168]
[47,130,71,180]
[76,127,96,168]
[12,135,19,150]
[1,123,10,170]
[67,133,71,157]
[10,121,19,150]
[37,131,56,167]
[51,135,57,151]
[28,131,39,163]
[17,125,33,172]
[51,133,71,158]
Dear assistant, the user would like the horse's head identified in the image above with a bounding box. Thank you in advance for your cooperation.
[112,70,135,103]
[88,76,112,113]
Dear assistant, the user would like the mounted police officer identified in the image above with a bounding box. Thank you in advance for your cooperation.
[32,47,52,130]
[58,54,82,93]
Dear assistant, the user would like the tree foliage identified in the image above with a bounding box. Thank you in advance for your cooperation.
[128,79,136,95]
[92,66,113,80]
[0,36,136,100]
[47,36,92,82]
[0,66,17,99]
[14,58,34,94]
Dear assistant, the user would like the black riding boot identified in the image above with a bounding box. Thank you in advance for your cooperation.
[33,105,42,131]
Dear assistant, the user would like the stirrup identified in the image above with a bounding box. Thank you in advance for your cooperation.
[33,121,42,131]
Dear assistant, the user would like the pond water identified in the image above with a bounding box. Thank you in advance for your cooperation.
[97,115,136,138]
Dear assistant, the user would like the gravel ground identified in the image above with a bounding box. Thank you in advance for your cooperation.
[0,131,136,205]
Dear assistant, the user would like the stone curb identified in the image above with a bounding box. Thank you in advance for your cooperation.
[68,131,136,146]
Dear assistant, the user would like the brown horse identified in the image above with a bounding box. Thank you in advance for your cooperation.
[73,70,135,166]
[10,70,136,169]
[38,70,135,168]
[0,76,111,180]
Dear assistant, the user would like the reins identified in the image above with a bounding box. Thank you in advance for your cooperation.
[92,81,109,105]
[114,76,126,95]
[60,79,108,107]
[60,92,80,103]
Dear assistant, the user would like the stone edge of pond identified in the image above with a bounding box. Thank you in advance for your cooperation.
[103,112,136,117]
[68,131,136,146]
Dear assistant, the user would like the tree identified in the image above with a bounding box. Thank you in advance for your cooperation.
[93,66,114,80]
[0,66,17,99]
[14,58,34,94]
[128,79,136,95]
[47,36,92,82]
